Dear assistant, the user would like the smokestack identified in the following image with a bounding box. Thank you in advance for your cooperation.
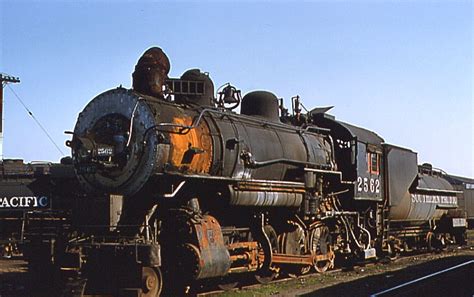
[132,47,170,98]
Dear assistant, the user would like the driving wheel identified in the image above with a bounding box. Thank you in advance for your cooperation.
[309,225,334,273]
[141,267,162,297]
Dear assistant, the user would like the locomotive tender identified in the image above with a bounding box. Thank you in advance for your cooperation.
[30,47,466,296]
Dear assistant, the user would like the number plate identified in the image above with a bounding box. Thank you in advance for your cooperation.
[364,248,376,259]
[357,176,381,194]
[452,218,467,228]
[97,146,114,157]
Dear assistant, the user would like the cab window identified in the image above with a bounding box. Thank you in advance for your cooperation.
[367,152,380,175]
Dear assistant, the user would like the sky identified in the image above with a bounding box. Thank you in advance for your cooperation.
[0,0,472,177]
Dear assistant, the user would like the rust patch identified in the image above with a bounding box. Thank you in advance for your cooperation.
[169,116,212,173]
[228,241,260,273]
[188,215,231,279]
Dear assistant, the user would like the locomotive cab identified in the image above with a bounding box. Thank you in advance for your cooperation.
[312,113,385,202]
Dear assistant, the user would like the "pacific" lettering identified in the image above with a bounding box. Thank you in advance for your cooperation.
[0,196,50,208]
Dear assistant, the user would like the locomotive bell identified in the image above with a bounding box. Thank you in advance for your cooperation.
[132,47,170,98]
[219,84,240,104]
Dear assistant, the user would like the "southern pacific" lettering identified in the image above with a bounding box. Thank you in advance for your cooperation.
[0,196,49,208]
[411,194,457,205]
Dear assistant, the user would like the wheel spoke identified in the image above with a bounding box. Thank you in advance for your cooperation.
[310,225,334,273]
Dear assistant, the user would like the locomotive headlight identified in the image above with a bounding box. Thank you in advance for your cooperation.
[72,87,159,196]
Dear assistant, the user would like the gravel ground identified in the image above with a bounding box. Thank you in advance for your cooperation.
[1,232,473,297]
[213,248,474,297]
[299,253,474,297]
[211,230,474,297]
[0,258,29,297]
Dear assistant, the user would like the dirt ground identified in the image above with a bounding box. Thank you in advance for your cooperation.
[0,258,29,296]
[215,248,474,297]
[213,230,474,297]
[1,232,474,297]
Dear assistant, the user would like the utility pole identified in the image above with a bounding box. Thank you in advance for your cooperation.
[0,73,20,160]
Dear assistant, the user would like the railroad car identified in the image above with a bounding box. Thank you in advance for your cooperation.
[0,159,77,257]
[26,47,468,297]
[446,174,474,229]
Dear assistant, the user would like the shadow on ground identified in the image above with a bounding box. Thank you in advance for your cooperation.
[299,255,474,297]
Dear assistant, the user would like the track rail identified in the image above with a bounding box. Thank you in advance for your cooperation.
[196,264,360,296]
[369,260,474,297]
[196,245,473,297]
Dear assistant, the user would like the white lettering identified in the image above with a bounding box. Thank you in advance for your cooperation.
[0,198,10,207]
[24,197,33,207]
[10,197,19,207]
[375,179,380,193]
[0,196,49,208]
[357,176,363,192]
[38,196,48,207]
[411,194,458,205]
[357,177,381,195]
[415,194,421,203]
[453,218,467,227]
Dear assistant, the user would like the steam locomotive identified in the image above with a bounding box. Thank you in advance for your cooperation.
[27,47,467,296]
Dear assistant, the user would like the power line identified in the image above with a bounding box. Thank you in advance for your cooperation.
[6,84,65,156]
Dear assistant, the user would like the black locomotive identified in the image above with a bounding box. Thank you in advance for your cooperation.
[27,47,467,296]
